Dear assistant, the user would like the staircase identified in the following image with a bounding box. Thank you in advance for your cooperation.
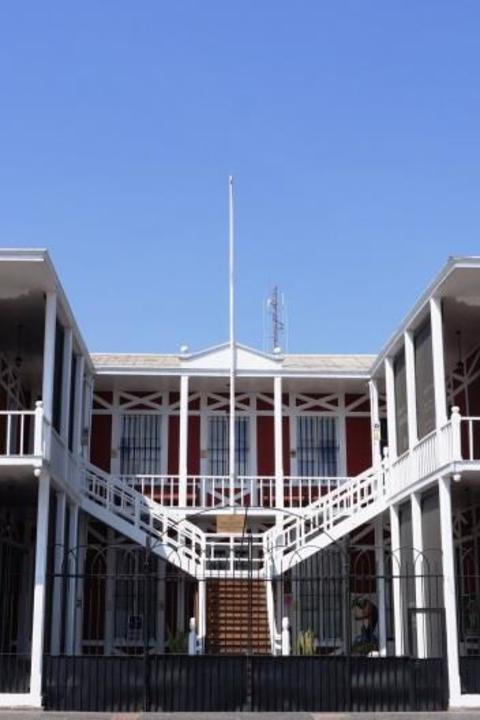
[264,465,387,573]
[82,463,205,575]
[206,580,270,654]
[80,462,388,579]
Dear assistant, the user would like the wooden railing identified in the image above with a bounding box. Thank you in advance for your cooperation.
[114,473,348,510]
[0,402,44,457]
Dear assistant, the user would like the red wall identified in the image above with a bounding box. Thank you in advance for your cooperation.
[257,416,274,475]
[346,417,372,476]
[168,415,200,475]
[90,415,112,472]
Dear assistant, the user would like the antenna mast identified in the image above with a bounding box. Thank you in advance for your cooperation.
[267,285,285,351]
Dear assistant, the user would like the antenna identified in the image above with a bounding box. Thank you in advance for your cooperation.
[266,285,286,352]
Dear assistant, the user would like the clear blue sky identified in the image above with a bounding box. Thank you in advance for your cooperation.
[0,2,479,355]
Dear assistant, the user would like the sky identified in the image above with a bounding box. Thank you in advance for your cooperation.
[0,2,479,356]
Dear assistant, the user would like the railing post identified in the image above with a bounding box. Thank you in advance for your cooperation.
[281,617,290,656]
[451,406,462,462]
[34,401,44,456]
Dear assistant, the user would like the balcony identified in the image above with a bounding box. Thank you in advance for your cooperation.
[0,403,45,470]
[387,408,480,500]
[110,473,350,511]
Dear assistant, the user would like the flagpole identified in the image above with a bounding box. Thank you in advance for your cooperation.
[228,176,236,506]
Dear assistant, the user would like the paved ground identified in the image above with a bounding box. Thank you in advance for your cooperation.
[2,714,480,720]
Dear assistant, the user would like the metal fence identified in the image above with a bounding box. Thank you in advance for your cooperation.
[38,537,448,710]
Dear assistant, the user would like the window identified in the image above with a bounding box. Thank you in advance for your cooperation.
[415,319,436,439]
[120,414,162,475]
[52,322,64,433]
[296,416,338,477]
[208,416,249,475]
[394,349,408,455]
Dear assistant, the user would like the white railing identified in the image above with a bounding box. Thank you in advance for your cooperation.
[461,416,480,461]
[186,475,276,508]
[121,474,180,506]
[283,476,350,508]
[0,401,44,457]
[203,532,265,574]
[83,463,204,575]
[264,466,385,573]
[387,408,462,498]
[113,473,349,510]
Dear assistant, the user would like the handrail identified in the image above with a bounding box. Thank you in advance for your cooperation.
[0,403,44,457]
[112,472,351,510]
[263,465,385,573]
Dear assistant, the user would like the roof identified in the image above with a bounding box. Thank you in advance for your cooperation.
[282,354,375,372]
[91,349,375,375]
[92,353,181,370]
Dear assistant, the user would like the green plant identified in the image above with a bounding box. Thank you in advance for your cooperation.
[168,629,187,654]
[296,629,315,655]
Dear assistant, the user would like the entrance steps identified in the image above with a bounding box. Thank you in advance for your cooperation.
[206,579,270,654]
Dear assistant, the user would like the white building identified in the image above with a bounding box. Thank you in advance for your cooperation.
[1,249,480,711]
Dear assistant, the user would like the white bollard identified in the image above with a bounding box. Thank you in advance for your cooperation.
[188,616,197,655]
[281,616,290,656]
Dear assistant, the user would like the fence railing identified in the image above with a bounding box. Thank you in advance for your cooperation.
[115,473,348,510]
[264,466,385,572]
[0,402,44,457]
[461,416,480,461]
[83,464,205,575]
[203,532,265,574]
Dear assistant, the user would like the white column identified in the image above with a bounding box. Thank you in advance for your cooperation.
[82,375,94,460]
[385,357,397,460]
[30,471,51,703]
[42,292,57,424]
[72,355,85,457]
[411,491,426,657]
[60,327,73,442]
[178,375,189,507]
[104,532,116,655]
[438,476,461,701]
[74,512,88,654]
[338,393,348,476]
[50,491,66,655]
[274,376,284,511]
[287,392,297,478]
[65,503,79,654]
[197,579,206,654]
[375,515,387,656]
[369,379,382,469]
[430,297,448,428]
[389,503,404,655]
[404,331,418,449]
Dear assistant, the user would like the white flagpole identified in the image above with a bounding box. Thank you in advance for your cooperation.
[228,176,236,506]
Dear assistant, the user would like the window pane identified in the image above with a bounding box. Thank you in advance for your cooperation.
[120,414,162,475]
[296,416,338,477]
[394,349,408,455]
[415,319,436,439]
[208,416,249,475]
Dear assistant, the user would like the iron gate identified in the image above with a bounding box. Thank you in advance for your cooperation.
[40,536,448,711]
